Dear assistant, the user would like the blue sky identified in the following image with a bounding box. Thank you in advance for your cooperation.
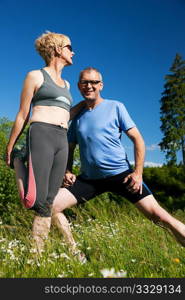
[0,0,185,166]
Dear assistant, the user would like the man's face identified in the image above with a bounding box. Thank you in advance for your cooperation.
[78,70,103,101]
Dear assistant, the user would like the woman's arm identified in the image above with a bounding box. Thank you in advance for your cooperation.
[63,143,77,186]
[6,72,37,166]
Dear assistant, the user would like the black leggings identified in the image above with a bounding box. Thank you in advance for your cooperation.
[20,122,68,217]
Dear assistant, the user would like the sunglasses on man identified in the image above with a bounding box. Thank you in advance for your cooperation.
[79,80,101,86]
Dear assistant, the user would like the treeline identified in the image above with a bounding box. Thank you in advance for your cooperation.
[143,165,185,210]
[0,157,184,224]
[0,117,184,225]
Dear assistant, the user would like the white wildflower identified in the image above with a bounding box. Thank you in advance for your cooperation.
[30,248,38,253]
[0,238,6,243]
[7,249,13,254]
[8,239,20,248]
[10,255,19,261]
[73,224,81,228]
[59,242,66,246]
[100,268,116,278]
[57,273,66,278]
[49,252,60,259]
[100,268,127,278]
[47,259,55,264]
[20,246,26,251]
[115,269,127,278]
[27,259,35,265]
[60,253,70,260]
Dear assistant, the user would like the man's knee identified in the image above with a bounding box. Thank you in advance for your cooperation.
[136,195,168,222]
[52,188,77,214]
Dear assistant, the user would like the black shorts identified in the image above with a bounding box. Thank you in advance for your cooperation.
[67,170,152,204]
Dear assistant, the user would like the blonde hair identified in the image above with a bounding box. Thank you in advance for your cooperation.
[35,31,70,64]
[79,67,103,82]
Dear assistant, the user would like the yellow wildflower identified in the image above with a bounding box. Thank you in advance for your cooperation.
[172,258,180,263]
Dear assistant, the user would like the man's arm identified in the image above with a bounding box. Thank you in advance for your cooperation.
[70,101,85,120]
[64,142,77,186]
[124,127,145,194]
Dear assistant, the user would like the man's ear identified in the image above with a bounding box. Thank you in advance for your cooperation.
[100,81,104,91]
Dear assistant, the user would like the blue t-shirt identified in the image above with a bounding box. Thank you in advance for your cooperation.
[68,99,136,179]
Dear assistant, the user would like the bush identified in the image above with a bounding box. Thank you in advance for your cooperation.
[143,165,185,210]
[0,160,22,223]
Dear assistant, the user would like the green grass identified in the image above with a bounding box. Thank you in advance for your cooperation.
[0,197,185,278]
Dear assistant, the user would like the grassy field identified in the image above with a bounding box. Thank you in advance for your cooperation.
[0,195,185,278]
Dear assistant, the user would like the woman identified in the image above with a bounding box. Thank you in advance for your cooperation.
[6,31,84,258]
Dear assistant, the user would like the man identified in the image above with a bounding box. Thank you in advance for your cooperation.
[52,67,185,256]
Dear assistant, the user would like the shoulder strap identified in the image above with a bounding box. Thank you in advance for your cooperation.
[64,80,70,89]
[40,68,52,82]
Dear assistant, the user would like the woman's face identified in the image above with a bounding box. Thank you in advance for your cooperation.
[60,38,75,66]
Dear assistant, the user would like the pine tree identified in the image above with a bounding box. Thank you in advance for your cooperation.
[159,53,185,165]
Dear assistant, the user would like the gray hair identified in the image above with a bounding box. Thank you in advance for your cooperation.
[79,67,103,82]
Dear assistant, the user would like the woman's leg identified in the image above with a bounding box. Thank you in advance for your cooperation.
[13,123,61,254]
[26,123,62,254]
[13,158,27,200]
[52,188,86,262]
[11,124,69,255]
[135,195,185,246]
[52,188,77,250]
[32,215,51,255]
[13,156,51,255]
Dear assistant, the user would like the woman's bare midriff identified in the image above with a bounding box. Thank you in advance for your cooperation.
[30,106,70,129]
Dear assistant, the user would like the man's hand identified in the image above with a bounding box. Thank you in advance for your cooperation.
[63,172,76,187]
[123,171,143,194]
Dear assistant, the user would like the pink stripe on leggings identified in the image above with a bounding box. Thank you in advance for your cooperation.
[20,155,36,209]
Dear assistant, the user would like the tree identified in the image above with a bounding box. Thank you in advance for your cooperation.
[159,53,185,165]
[0,117,13,160]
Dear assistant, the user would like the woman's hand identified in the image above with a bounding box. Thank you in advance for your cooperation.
[5,145,13,167]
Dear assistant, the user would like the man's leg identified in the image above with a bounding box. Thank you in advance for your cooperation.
[52,177,103,262]
[135,195,185,246]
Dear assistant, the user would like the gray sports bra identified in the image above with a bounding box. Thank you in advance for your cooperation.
[32,69,73,112]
